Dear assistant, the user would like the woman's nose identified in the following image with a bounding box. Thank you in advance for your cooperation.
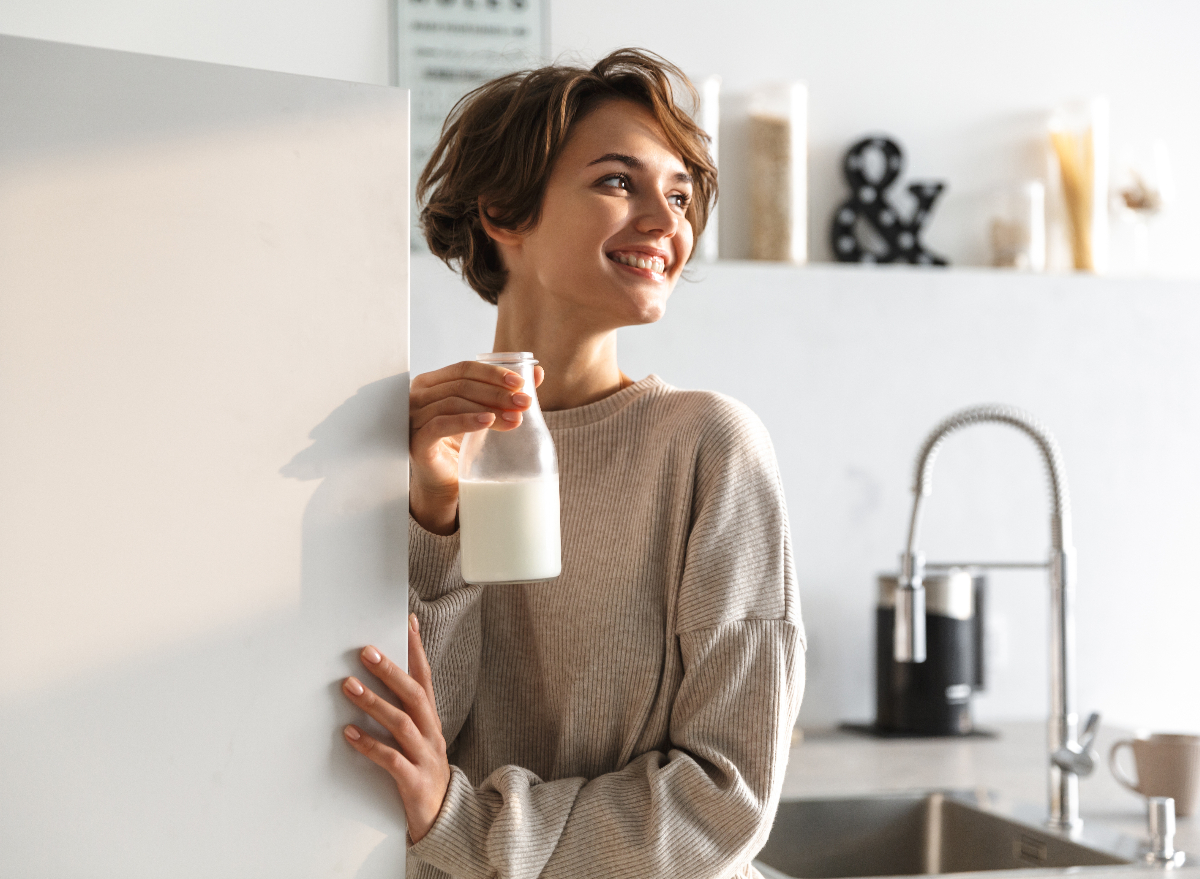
[634,191,680,237]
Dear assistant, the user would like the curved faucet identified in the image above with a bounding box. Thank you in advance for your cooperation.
[893,404,1097,832]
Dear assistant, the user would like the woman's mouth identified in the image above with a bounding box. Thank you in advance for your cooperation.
[607,251,666,276]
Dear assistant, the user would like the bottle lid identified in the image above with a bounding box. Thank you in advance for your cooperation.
[477,352,537,364]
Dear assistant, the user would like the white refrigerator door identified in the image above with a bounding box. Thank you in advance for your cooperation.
[0,34,410,878]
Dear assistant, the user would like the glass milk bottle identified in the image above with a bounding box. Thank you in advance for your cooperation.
[457,353,561,584]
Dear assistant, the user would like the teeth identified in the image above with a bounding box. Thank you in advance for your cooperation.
[613,253,665,273]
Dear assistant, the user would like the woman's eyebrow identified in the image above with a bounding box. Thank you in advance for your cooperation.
[587,152,693,185]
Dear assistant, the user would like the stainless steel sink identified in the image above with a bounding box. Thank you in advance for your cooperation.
[753,792,1133,878]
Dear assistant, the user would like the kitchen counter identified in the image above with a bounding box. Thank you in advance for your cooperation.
[778,721,1198,876]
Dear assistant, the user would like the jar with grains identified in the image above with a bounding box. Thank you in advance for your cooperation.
[749,81,808,264]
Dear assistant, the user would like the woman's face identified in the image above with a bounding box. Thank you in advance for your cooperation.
[497,98,696,329]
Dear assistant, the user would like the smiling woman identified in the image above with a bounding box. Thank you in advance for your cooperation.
[340,49,805,879]
[418,49,716,310]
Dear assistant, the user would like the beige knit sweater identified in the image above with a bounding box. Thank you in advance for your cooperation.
[407,374,805,879]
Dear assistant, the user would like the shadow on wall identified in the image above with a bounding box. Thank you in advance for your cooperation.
[0,375,414,876]
[282,371,414,874]
[283,371,410,552]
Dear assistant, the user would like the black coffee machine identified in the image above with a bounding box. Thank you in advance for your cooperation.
[875,569,986,736]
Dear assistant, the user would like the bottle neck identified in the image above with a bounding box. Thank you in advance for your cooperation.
[512,361,538,401]
[514,361,543,418]
[477,354,541,414]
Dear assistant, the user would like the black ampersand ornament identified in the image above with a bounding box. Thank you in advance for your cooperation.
[830,136,948,265]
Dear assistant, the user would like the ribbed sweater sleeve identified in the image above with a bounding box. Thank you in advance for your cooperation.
[407,388,804,879]
[407,517,484,751]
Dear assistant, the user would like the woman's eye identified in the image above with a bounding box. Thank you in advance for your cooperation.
[600,174,630,190]
[669,192,692,208]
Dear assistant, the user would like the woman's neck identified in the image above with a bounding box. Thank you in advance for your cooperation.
[492,294,631,411]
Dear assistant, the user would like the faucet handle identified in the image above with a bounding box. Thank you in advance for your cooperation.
[1079,712,1101,751]
[1052,712,1101,777]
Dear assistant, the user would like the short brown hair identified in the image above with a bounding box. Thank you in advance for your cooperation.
[417,49,718,305]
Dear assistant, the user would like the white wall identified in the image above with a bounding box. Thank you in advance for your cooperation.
[0,0,392,83]
[3,2,1197,734]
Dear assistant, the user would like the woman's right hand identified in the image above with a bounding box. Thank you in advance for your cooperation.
[409,360,544,535]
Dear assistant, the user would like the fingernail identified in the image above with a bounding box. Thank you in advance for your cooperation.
[344,725,361,741]
[363,645,382,664]
[410,613,418,634]
[503,373,521,388]
[476,413,493,424]
[501,411,520,423]
[512,393,531,407]
[345,677,364,695]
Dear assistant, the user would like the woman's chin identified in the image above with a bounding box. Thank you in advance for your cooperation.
[635,300,667,325]
[615,295,667,327]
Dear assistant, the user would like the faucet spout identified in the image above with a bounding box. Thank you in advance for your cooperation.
[893,404,1091,832]
[893,550,926,662]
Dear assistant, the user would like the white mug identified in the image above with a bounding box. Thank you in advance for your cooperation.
[1109,733,1200,817]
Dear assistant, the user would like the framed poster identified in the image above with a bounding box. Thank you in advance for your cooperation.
[396,0,550,248]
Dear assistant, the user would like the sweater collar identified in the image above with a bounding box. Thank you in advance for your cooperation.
[541,374,665,430]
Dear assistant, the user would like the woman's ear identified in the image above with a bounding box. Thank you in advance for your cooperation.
[478,199,523,247]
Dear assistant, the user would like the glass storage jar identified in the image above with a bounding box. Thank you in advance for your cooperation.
[748,81,808,264]
[457,352,561,585]
[1048,97,1109,272]
[989,181,1046,271]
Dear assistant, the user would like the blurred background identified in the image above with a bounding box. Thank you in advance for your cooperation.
[3,0,1196,273]
[3,0,1197,735]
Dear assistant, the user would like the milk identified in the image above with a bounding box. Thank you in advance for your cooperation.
[458,477,561,584]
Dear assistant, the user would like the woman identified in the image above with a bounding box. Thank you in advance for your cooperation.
[341,49,805,879]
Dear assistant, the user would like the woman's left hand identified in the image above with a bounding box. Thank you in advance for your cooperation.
[342,614,450,843]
